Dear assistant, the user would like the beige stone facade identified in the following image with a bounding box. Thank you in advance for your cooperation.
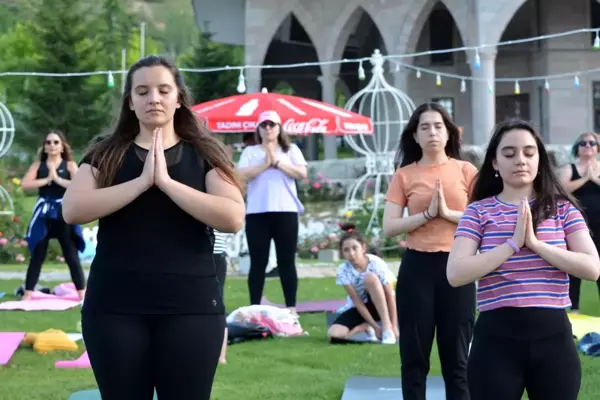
[196,0,600,155]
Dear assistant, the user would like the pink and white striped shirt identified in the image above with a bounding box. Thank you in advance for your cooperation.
[455,196,588,312]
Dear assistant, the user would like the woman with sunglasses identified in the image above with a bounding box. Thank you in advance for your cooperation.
[559,132,600,312]
[20,131,86,301]
[237,110,307,316]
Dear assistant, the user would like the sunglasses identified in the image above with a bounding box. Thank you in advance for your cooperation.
[578,140,598,148]
[45,140,60,145]
[259,121,276,129]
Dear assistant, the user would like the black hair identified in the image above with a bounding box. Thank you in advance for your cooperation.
[338,222,382,257]
[470,119,581,228]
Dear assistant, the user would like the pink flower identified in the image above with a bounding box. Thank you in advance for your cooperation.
[302,178,309,184]
[312,182,321,189]
[311,246,319,253]
[0,238,8,246]
[325,178,331,184]
[15,254,25,262]
[317,172,324,180]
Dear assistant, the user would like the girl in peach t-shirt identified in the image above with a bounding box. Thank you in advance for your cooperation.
[383,102,477,400]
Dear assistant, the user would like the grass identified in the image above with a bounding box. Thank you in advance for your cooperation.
[1,278,600,400]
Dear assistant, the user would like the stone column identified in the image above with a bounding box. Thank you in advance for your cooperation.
[317,74,338,159]
[470,48,497,145]
[244,67,262,93]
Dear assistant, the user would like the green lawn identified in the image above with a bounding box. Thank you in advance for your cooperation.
[1,278,600,400]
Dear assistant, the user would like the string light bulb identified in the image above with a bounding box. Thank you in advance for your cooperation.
[574,75,580,88]
[594,31,600,49]
[473,50,481,69]
[436,74,442,86]
[236,69,246,93]
[460,79,467,93]
[514,81,520,95]
[488,81,494,94]
[358,61,366,80]
[416,69,422,79]
[544,79,550,92]
[107,71,114,89]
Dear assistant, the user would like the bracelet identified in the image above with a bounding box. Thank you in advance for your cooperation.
[423,210,431,220]
[506,238,520,253]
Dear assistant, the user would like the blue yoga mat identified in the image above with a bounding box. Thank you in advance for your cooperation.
[68,389,157,400]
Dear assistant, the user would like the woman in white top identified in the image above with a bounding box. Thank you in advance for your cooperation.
[237,110,308,316]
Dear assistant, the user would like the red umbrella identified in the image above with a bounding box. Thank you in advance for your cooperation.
[191,88,373,136]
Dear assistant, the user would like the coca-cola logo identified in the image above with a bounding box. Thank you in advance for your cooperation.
[282,118,329,134]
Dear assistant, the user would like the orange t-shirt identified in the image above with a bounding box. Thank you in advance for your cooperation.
[385,158,478,252]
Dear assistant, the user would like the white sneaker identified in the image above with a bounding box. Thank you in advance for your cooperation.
[365,327,379,342]
[381,330,396,345]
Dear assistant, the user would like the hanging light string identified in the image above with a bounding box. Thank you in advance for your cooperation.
[1,27,598,94]
[0,27,598,78]
[391,59,586,93]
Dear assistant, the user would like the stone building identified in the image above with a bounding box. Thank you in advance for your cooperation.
[192,0,600,158]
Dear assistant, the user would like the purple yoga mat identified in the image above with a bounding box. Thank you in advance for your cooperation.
[261,297,346,313]
[0,332,25,366]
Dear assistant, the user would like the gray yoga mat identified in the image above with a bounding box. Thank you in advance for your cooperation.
[341,376,446,400]
[68,389,157,400]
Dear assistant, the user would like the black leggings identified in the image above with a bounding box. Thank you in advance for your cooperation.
[245,212,298,307]
[468,322,580,399]
[25,219,85,291]
[82,313,225,400]
[396,249,475,400]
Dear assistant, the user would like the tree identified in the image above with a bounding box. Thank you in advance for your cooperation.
[14,0,114,151]
[178,31,244,104]
[0,23,41,111]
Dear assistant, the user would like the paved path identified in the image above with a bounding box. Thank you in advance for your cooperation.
[0,262,401,281]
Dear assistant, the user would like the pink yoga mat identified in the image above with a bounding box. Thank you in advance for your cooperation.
[0,299,80,311]
[56,351,90,369]
[261,297,346,313]
[0,332,25,366]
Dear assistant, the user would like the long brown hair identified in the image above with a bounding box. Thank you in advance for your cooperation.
[82,55,244,192]
[39,130,73,162]
[254,123,291,152]
[395,102,462,168]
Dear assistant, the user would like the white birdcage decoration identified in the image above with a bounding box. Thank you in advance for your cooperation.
[343,49,416,234]
[0,101,16,215]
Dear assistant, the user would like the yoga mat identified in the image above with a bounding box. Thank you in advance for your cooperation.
[68,389,157,400]
[261,296,346,313]
[569,313,600,340]
[0,299,80,311]
[341,376,446,400]
[0,332,25,366]
[56,351,90,369]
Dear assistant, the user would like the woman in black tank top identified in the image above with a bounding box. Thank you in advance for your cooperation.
[62,56,245,400]
[559,132,600,311]
[20,131,86,301]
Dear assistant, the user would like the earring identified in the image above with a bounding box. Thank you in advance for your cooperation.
[494,170,499,177]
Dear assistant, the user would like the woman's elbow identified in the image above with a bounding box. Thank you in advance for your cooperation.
[220,204,245,233]
[588,261,600,281]
[446,263,463,288]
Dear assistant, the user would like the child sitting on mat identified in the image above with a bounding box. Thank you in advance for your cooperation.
[327,225,398,344]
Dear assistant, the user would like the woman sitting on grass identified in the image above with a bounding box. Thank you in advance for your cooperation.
[327,226,398,344]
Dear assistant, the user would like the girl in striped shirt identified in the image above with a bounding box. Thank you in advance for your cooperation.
[448,119,600,400]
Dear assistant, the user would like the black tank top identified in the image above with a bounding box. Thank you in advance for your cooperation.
[570,163,600,230]
[36,160,70,199]
[81,140,224,315]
